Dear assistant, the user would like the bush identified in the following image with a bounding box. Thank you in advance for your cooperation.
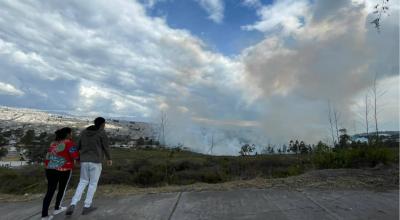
[3,146,396,195]
[0,166,45,194]
[170,159,203,171]
[312,146,396,169]
[133,165,166,187]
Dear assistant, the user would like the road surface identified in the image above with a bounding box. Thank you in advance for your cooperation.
[1,189,398,220]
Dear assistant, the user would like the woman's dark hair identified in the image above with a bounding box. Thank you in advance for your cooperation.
[55,127,72,141]
[94,117,106,129]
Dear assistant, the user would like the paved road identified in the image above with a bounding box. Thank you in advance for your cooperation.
[1,189,398,220]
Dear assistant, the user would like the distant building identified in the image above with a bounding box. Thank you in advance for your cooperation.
[5,146,18,157]
[353,137,368,143]
[351,131,399,144]
[0,161,28,168]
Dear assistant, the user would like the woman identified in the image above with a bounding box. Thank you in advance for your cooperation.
[41,127,79,220]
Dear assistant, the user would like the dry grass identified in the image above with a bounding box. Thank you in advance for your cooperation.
[3,164,396,202]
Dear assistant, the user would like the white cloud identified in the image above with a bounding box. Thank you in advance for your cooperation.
[0,0,398,154]
[141,0,163,8]
[242,0,310,34]
[0,0,252,154]
[242,0,262,8]
[196,0,225,23]
[0,82,24,96]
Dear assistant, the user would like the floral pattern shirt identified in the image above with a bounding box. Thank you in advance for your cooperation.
[45,139,79,171]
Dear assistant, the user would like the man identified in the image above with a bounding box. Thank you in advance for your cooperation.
[66,117,112,216]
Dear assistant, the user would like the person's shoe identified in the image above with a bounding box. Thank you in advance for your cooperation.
[41,215,53,220]
[53,206,67,215]
[82,206,97,215]
[65,205,75,216]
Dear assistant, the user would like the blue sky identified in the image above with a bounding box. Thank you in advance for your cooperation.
[0,0,398,154]
[145,0,268,55]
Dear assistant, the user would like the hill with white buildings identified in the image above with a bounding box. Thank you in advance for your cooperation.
[0,106,159,152]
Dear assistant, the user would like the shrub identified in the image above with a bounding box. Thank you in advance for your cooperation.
[0,166,45,194]
[312,146,396,169]
[133,165,166,187]
[170,159,203,171]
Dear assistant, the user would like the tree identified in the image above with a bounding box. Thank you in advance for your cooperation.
[20,130,35,146]
[365,94,370,141]
[282,144,287,153]
[159,111,167,146]
[268,146,275,154]
[0,147,8,158]
[314,141,330,153]
[299,141,309,154]
[368,73,386,143]
[137,137,145,145]
[328,101,337,146]
[289,140,300,154]
[370,0,390,32]
[372,75,381,142]
[338,128,351,148]
[0,134,6,146]
[25,132,52,163]
[239,144,255,156]
[207,132,217,154]
[333,108,340,144]
[26,145,47,163]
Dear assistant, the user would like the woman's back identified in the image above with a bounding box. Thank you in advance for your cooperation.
[45,139,79,171]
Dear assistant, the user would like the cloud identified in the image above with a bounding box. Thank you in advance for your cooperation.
[240,0,399,143]
[0,0,253,154]
[0,0,398,154]
[196,0,225,23]
[0,82,24,96]
[242,0,262,8]
[141,0,164,8]
[242,0,310,35]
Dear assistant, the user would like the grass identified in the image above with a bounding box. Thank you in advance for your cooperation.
[101,147,309,187]
[0,145,397,195]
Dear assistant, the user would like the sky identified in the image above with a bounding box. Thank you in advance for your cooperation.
[0,0,398,155]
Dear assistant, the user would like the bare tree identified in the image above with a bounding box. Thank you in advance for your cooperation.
[159,111,167,146]
[328,101,336,146]
[208,132,215,154]
[365,94,370,139]
[370,0,390,32]
[373,76,378,140]
[371,74,387,142]
[333,108,340,144]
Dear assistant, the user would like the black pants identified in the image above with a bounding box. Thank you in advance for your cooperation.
[42,169,71,217]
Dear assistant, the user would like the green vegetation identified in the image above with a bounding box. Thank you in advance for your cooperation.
[0,143,398,195]
[0,166,44,194]
[312,142,398,169]
[0,147,7,159]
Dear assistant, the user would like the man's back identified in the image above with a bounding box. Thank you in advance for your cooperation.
[79,125,111,163]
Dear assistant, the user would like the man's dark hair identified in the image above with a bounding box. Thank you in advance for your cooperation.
[55,127,72,141]
[94,117,106,129]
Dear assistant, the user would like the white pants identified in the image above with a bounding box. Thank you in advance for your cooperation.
[71,162,102,208]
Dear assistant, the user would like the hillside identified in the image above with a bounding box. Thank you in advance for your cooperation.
[0,106,157,147]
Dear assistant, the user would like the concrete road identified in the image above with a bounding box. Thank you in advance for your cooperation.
[1,189,398,220]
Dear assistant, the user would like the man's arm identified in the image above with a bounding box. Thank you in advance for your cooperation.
[78,138,82,151]
[100,131,112,164]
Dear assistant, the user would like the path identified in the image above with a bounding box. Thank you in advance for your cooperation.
[1,189,398,220]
